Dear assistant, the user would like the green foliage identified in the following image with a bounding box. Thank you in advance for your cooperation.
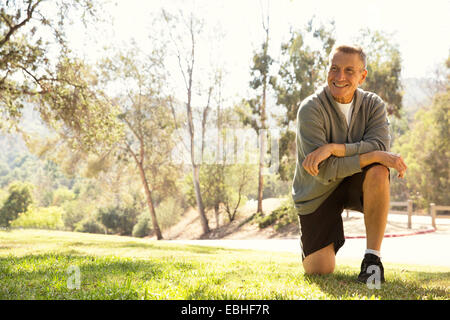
[37,57,125,154]
[96,205,140,236]
[10,206,64,230]
[262,173,291,199]
[182,163,258,222]
[0,152,40,188]
[132,212,151,238]
[222,164,258,221]
[393,89,450,206]
[0,0,102,130]
[74,215,105,234]
[276,130,296,181]
[0,181,34,227]
[51,187,75,206]
[269,19,335,182]
[356,29,403,117]
[155,197,183,231]
[255,198,297,230]
[272,18,335,125]
[256,211,278,229]
[61,199,95,231]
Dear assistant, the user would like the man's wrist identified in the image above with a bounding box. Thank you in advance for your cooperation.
[329,143,346,157]
[359,150,380,168]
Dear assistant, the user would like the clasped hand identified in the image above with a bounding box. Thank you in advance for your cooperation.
[302,144,333,176]
[302,144,407,179]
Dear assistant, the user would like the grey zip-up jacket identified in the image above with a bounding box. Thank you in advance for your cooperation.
[292,85,391,215]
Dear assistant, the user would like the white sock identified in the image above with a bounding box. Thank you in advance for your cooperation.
[365,249,381,258]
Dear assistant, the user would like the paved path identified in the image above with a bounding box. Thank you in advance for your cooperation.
[169,213,450,268]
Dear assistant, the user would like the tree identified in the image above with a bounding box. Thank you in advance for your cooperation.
[222,163,258,222]
[245,4,274,215]
[392,56,449,207]
[99,44,179,240]
[19,56,124,178]
[0,181,33,227]
[0,0,105,133]
[162,9,211,234]
[270,18,335,181]
[356,29,403,117]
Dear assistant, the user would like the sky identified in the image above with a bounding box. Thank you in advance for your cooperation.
[67,0,450,102]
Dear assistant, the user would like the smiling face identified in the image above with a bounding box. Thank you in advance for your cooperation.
[327,51,367,103]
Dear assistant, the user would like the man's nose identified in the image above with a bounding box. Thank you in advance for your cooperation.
[336,70,346,81]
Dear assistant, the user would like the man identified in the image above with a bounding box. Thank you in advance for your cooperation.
[292,44,407,283]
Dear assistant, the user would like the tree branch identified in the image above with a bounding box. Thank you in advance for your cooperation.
[0,0,43,48]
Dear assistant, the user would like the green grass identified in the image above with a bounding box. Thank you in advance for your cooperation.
[0,229,449,300]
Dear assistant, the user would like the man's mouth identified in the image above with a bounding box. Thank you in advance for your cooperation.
[333,82,348,88]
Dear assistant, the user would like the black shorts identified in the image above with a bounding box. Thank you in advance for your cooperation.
[298,163,389,260]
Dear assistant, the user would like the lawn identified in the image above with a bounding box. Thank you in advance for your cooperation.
[0,229,448,300]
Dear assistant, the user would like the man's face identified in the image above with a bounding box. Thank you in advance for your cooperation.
[327,51,367,103]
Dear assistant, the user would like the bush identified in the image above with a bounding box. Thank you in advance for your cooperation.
[97,205,139,235]
[132,212,151,238]
[52,187,76,206]
[11,206,64,230]
[61,200,93,231]
[256,198,297,230]
[256,211,279,229]
[74,216,105,234]
[262,173,291,199]
[0,181,34,227]
[156,197,183,230]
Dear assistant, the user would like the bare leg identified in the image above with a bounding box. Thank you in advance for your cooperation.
[302,243,335,275]
[363,165,390,251]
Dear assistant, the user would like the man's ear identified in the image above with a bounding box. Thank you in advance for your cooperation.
[359,69,368,84]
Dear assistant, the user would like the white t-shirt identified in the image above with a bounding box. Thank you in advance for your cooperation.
[336,99,353,126]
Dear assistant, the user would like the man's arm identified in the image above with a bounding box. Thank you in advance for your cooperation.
[303,144,407,178]
[297,106,362,184]
[359,150,407,178]
[301,143,345,176]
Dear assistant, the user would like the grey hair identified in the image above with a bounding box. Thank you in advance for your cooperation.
[328,44,367,69]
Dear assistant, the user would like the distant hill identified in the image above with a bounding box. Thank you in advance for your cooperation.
[401,77,443,120]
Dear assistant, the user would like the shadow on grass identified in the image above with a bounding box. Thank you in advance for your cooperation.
[304,270,450,300]
[0,253,182,278]
[62,241,231,255]
[0,253,197,299]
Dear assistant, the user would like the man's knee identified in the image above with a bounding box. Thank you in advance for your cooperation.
[303,261,335,275]
[302,243,335,275]
[365,164,389,184]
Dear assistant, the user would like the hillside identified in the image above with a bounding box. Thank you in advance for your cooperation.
[162,198,297,240]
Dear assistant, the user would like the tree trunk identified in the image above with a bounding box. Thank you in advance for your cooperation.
[192,163,209,233]
[214,203,220,228]
[137,163,163,240]
[257,129,265,214]
[187,93,210,234]
[186,37,210,234]
[257,25,269,215]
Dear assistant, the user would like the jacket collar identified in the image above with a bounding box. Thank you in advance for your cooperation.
[322,85,364,127]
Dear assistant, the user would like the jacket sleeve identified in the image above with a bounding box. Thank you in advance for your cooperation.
[344,96,391,156]
[297,103,362,185]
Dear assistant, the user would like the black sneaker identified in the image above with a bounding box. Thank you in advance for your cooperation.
[357,253,385,284]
